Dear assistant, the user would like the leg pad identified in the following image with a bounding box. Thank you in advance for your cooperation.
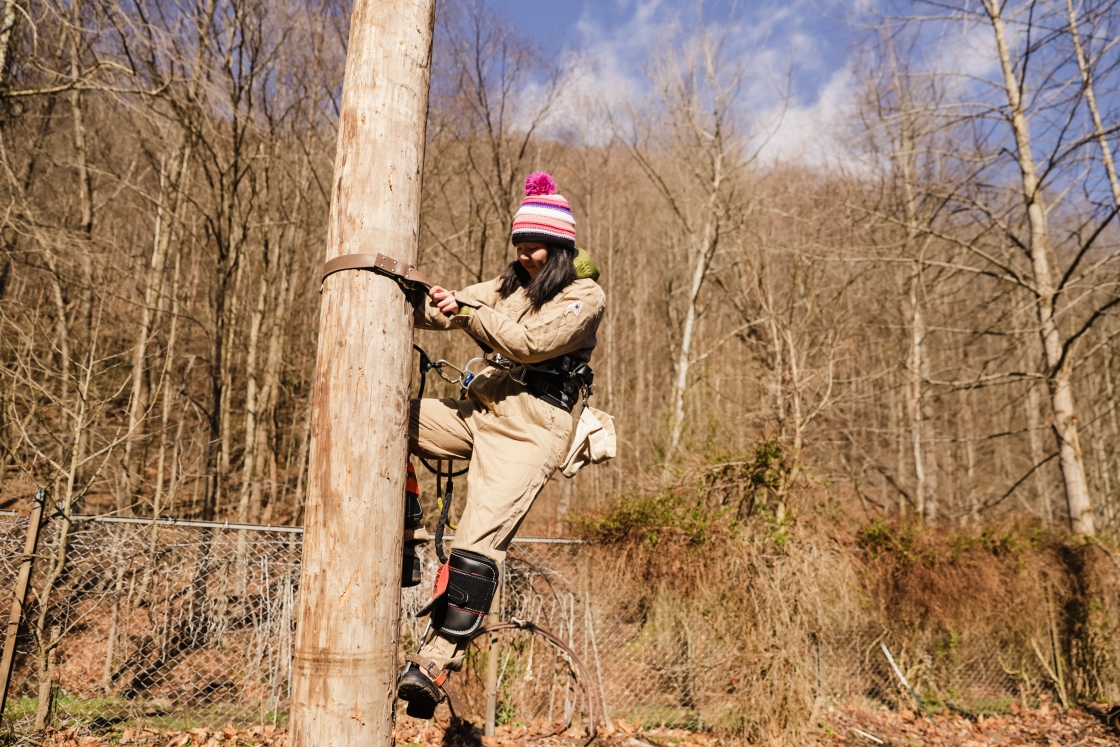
[422,550,498,639]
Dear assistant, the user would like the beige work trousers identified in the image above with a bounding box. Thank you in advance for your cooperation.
[408,373,573,670]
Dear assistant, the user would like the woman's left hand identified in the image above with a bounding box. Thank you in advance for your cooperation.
[429,286,460,315]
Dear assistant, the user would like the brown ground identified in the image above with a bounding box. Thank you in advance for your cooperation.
[808,704,1119,746]
[26,706,1120,746]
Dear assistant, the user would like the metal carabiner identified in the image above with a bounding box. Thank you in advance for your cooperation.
[430,359,466,386]
[486,353,534,384]
[461,357,487,389]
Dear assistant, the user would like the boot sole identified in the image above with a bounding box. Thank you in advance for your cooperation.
[397,671,441,719]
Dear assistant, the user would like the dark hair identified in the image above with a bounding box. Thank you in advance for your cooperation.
[498,243,578,310]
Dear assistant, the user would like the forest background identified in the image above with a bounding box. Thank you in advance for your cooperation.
[2,0,1120,541]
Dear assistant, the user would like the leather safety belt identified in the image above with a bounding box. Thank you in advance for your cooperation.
[319,252,435,293]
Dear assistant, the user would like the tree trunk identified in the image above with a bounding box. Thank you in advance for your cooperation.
[664,198,720,469]
[0,0,18,84]
[253,251,293,522]
[218,257,246,500]
[42,250,71,425]
[204,255,239,519]
[960,388,978,525]
[33,625,58,731]
[237,263,268,522]
[907,278,926,518]
[122,146,190,513]
[68,12,94,349]
[33,343,93,731]
[289,1,436,745]
[0,394,8,498]
[985,0,1095,534]
[665,249,703,465]
[1066,0,1120,207]
[1027,383,1053,525]
[892,383,906,514]
[292,399,313,525]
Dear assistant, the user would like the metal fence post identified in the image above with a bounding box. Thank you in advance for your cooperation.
[484,563,504,736]
[0,488,47,725]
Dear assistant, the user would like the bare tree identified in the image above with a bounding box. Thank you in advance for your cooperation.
[422,0,567,284]
[622,14,754,469]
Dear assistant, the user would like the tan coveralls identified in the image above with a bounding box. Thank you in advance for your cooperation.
[409,275,605,669]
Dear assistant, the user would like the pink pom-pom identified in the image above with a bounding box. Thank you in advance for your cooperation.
[525,171,557,196]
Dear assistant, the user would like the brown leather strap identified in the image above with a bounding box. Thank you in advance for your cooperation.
[405,653,446,684]
[319,252,435,293]
[442,682,465,716]
[405,653,440,672]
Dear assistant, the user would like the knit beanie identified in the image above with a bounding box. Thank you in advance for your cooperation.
[511,172,576,250]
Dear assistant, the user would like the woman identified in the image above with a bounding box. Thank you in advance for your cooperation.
[398,172,605,717]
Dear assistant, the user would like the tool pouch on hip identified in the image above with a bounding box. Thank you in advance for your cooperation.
[416,549,498,639]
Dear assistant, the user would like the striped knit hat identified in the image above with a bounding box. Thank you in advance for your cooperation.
[511,172,576,250]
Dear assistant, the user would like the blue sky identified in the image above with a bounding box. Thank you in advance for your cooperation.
[485,1,591,43]
[484,0,858,161]
[474,0,1120,192]
[486,0,853,89]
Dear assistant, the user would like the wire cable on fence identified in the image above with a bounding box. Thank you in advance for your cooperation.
[466,619,598,747]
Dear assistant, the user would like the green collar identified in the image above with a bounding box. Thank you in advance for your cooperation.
[574,247,600,281]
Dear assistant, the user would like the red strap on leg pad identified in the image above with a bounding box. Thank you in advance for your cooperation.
[416,561,450,617]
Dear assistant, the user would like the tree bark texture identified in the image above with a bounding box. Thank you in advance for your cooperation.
[289,1,436,746]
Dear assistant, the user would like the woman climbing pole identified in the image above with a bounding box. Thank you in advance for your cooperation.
[397,172,606,717]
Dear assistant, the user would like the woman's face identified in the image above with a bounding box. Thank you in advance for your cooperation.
[516,242,549,279]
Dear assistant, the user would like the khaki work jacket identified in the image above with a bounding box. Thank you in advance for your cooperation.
[413,276,605,407]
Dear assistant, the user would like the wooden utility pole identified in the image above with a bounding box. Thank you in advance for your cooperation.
[290,2,436,746]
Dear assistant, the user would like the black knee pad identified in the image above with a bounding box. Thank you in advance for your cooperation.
[424,549,498,639]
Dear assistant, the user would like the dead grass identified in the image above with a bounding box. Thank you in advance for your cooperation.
[572,446,1120,744]
[809,704,1119,746]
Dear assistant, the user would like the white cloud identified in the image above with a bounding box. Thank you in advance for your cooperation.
[509,0,669,144]
[753,64,858,168]
[517,0,863,165]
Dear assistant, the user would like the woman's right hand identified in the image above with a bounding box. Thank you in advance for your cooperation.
[429,286,460,316]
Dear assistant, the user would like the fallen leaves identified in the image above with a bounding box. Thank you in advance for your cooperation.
[810,705,1120,746]
[40,723,285,747]
[29,706,1120,746]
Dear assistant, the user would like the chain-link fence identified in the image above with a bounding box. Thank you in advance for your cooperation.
[0,516,302,733]
[0,514,1089,737]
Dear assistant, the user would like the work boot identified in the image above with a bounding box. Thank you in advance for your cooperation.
[396,660,445,719]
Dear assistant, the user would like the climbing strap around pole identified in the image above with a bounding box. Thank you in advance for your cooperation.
[319,252,435,293]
